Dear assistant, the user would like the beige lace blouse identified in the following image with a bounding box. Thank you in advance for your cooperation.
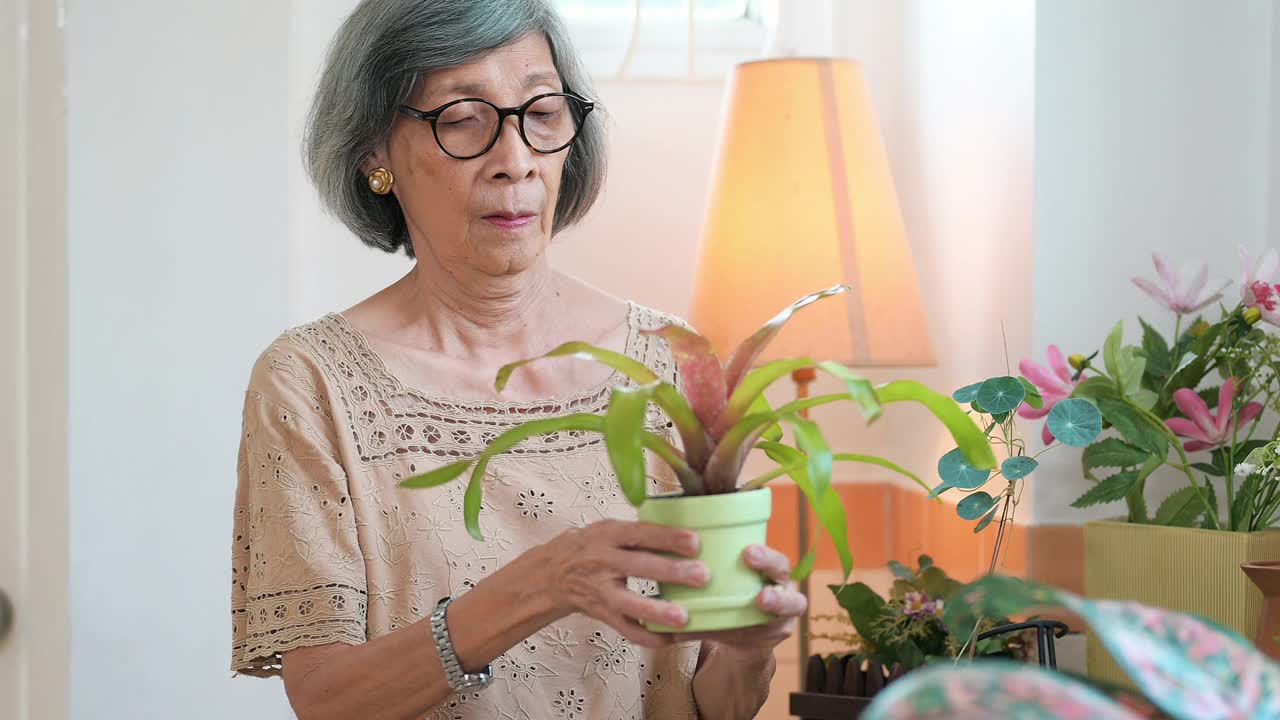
[230,302,701,719]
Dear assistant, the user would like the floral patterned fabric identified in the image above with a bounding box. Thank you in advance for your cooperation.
[230,303,701,719]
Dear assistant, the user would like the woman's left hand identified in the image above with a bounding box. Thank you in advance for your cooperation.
[671,543,806,653]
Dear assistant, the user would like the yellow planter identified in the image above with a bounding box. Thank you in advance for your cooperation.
[1084,520,1280,685]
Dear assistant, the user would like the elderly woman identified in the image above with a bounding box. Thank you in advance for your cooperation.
[230,1,805,718]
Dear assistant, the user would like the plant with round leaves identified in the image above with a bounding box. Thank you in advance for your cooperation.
[937,376,1102,538]
[401,285,996,582]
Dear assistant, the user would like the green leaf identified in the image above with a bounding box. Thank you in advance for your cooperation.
[832,453,930,495]
[792,547,818,581]
[1083,438,1152,469]
[976,376,1026,415]
[816,361,881,422]
[973,505,1000,532]
[952,382,982,403]
[1202,481,1219,528]
[1232,473,1259,531]
[496,341,658,390]
[398,457,474,489]
[937,448,992,490]
[888,560,915,581]
[1103,321,1147,400]
[1154,486,1207,527]
[918,554,934,570]
[1071,469,1140,508]
[1193,462,1225,477]
[1017,377,1044,409]
[716,358,878,438]
[721,284,850,393]
[991,411,1011,423]
[1001,456,1039,480]
[785,415,833,506]
[1132,388,1159,410]
[1047,398,1104,447]
[1098,398,1168,457]
[1139,317,1172,378]
[831,582,887,647]
[876,380,997,471]
[705,391,850,490]
[1073,376,1122,402]
[759,441,853,579]
[604,383,661,507]
[746,394,783,442]
[917,566,960,599]
[1168,355,1209,396]
[455,413,608,539]
[958,491,998,520]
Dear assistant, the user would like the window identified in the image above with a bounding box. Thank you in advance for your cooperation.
[554,0,769,80]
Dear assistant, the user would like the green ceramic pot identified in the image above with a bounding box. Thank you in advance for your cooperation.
[638,487,774,633]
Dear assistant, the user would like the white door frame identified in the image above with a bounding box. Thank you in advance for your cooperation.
[2,0,70,718]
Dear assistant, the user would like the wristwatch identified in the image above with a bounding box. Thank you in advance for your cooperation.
[430,595,493,692]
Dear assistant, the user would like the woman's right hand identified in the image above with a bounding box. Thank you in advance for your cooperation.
[531,519,709,648]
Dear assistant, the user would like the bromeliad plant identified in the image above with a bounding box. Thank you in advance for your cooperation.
[401,285,997,580]
[1021,248,1280,531]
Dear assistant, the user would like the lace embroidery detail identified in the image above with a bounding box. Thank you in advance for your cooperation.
[282,303,679,466]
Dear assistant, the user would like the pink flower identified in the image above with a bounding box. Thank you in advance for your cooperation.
[1166,378,1263,452]
[1131,253,1226,314]
[903,591,929,616]
[1240,247,1280,325]
[1018,345,1085,445]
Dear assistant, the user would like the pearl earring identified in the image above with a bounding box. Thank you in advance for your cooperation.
[368,167,394,195]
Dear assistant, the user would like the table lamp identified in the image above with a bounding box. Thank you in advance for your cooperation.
[689,57,936,675]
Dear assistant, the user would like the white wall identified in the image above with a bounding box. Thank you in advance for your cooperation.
[68,0,295,717]
[1030,0,1278,524]
[1272,2,1280,249]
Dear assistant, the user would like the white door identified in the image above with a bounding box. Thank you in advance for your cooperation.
[1,0,71,719]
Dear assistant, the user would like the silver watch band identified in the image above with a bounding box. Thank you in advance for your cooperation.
[430,595,493,693]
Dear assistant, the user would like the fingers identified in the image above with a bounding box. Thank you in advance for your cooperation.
[605,586,690,630]
[602,611,674,649]
[757,582,807,617]
[601,520,700,557]
[609,549,708,588]
[743,544,791,583]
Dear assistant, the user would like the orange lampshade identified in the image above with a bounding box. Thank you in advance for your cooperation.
[690,58,935,367]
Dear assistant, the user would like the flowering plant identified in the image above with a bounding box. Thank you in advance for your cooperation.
[818,557,1031,672]
[1021,248,1280,532]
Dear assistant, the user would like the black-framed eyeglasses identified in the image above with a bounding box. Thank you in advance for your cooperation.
[397,92,595,160]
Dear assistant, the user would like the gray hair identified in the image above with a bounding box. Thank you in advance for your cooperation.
[304,0,606,258]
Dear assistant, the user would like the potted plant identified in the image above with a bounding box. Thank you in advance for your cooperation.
[401,286,996,632]
[860,575,1277,720]
[1018,248,1280,684]
[788,556,1041,719]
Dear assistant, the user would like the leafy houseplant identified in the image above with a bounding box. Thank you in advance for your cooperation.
[820,556,1032,672]
[1018,249,1280,683]
[401,286,997,633]
[863,575,1280,720]
[932,373,1102,573]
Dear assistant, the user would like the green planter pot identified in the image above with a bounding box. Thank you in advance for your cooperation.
[638,487,774,633]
